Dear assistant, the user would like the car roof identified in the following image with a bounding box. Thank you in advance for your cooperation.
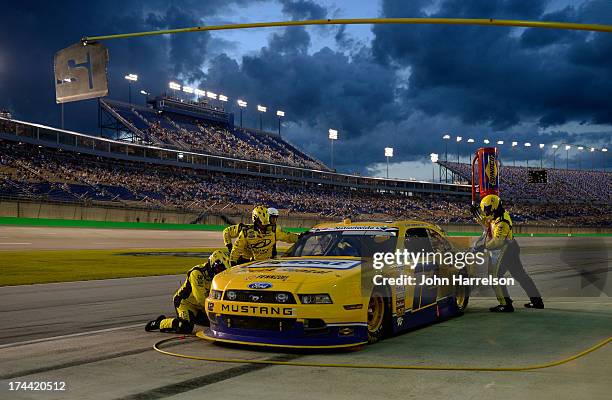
[313,220,441,231]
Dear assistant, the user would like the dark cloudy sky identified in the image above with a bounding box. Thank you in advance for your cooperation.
[1,0,611,179]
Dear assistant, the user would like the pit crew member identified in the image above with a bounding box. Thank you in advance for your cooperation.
[474,194,544,312]
[145,250,230,333]
[268,207,299,257]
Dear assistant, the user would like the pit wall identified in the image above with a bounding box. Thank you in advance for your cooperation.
[0,199,610,235]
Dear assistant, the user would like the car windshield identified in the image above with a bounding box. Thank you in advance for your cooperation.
[285,229,398,257]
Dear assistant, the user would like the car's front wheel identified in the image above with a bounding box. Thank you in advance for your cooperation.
[367,287,390,344]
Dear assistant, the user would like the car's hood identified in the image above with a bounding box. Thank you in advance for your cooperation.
[213,257,362,292]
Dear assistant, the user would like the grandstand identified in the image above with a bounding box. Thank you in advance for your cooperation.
[1,115,610,227]
[100,97,329,171]
[439,161,611,205]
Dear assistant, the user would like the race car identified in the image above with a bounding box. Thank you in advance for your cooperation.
[201,220,470,349]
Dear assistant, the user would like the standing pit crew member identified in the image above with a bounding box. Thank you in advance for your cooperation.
[222,222,252,264]
[267,207,299,258]
[145,250,230,333]
[474,194,544,312]
[230,206,298,264]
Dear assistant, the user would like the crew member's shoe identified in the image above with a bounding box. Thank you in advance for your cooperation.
[145,315,166,331]
[489,304,514,313]
[524,297,544,309]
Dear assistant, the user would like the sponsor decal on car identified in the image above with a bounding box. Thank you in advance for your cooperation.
[221,304,295,316]
[249,259,361,270]
[248,282,273,289]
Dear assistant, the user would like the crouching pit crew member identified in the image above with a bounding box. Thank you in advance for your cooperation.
[474,194,544,312]
[145,250,230,333]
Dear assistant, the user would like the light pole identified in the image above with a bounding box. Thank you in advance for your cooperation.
[565,145,571,169]
[385,147,394,178]
[551,144,558,168]
[456,136,462,163]
[442,134,450,162]
[602,148,608,171]
[124,74,138,104]
[328,129,338,170]
[577,146,584,169]
[60,78,73,129]
[276,110,285,136]
[590,147,596,171]
[169,82,181,98]
[237,100,247,128]
[511,141,518,166]
[539,144,545,168]
[524,142,531,167]
[430,153,438,182]
[140,90,150,104]
[182,85,194,101]
[195,89,206,102]
[257,105,267,131]
[497,140,504,165]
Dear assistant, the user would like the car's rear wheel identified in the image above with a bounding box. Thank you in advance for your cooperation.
[367,288,390,344]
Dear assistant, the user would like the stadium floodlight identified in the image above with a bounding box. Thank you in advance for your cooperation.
[385,147,394,178]
[442,134,451,164]
[483,139,490,144]
[467,138,474,143]
[591,147,595,152]
[442,134,451,140]
[276,110,285,135]
[577,146,584,150]
[603,148,608,152]
[539,143,545,149]
[124,74,138,104]
[430,153,439,182]
[512,141,518,147]
[140,90,149,95]
[207,91,217,100]
[524,142,531,147]
[219,94,228,102]
[497,140,504,145]
[237,100,247,128]
[182,86,194,94]
[552,144,558,149]
[257,105,267,130]
[169,82,181,90]
[329,129,338,170]
[565,145,571,150]
[456,136,462,142]
[194,89,206,98]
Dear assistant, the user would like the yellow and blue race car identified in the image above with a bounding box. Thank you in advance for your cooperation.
[202,220,470,349]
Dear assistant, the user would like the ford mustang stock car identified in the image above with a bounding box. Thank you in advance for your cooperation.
[202,220,470,349]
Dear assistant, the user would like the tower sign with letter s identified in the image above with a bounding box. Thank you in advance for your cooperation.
[54,42,109,103]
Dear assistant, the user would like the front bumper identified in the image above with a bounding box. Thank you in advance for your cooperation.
[203,301,368,348]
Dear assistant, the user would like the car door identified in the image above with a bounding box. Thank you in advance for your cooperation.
[404,227,437,311]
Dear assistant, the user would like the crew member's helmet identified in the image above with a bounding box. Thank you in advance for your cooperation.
[207,249,230,278]
[252,206,270,231]
[268,207,279,224]
[480,194,501,217]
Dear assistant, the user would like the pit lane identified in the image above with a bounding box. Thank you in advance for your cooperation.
[0,227,610,399]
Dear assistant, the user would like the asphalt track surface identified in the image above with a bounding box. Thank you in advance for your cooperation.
[0,227,610,399]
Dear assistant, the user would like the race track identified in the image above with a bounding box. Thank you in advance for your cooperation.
[0,227,610,399]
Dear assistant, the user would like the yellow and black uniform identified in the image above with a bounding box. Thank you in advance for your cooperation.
[222,223,249,253]
[271,224,299,258]
[476,195,543,312]
[145,250,229,333]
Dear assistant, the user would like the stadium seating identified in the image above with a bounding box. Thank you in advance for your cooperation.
[439,161,611,205]
[1,140,609,227]
[104,102,328,171]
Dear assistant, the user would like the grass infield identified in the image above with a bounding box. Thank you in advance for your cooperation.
[0,247,220,286]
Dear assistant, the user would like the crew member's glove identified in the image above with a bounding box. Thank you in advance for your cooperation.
[226,242,233,252]
[472,243,486,253]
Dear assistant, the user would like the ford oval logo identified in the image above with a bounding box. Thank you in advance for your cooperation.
[248,282,272,289]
